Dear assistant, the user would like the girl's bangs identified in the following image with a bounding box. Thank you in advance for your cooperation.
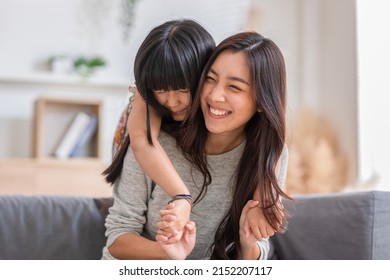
[144,46,189,92]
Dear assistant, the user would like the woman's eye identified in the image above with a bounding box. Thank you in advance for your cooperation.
[229,85,242,91]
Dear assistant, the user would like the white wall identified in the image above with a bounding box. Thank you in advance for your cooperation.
[0,0,252,80]
[0,0,131,79]
[124,0,252,81]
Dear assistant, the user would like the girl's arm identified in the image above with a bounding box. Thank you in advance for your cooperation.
[239,200,266,260]
[127,89,190,197]
[127,88,191,242]
[104,129,190,259]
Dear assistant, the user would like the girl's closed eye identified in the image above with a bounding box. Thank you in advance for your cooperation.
[206,75,216,83]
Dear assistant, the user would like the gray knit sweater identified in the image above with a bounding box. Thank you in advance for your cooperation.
[102,131,288,260]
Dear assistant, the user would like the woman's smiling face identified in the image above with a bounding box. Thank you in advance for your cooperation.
[201,50,257,137]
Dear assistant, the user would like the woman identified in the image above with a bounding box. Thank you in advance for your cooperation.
[102,31,290,260]
[182,31,290,260]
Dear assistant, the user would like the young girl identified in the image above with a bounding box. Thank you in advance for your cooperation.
[104,19,283,246]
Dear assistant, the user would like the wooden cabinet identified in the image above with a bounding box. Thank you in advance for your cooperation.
[0,97,113,197]
[0,159,112,197]
[0,75,129,197]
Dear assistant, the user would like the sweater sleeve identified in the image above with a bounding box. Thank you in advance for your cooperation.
[104,146,151,249]
[257,237,270,260]
[257,146,289,260]
[278,145,289,188]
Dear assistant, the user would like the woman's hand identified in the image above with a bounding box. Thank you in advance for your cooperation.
[156,203,196,260]
[156,221,196,260]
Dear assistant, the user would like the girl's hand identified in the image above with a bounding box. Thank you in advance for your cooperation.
[157,199,191,244]
[156,221,196,260]
[243,201,284,240]
[239,200,261,249]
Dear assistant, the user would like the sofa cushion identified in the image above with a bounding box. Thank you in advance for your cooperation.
[270,191,390,259]
[93,197,114,220]
[0,195,107,260]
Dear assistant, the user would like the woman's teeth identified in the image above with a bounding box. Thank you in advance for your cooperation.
[210,107,229,116]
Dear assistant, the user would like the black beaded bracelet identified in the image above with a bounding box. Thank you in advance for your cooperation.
[168,194,193,207]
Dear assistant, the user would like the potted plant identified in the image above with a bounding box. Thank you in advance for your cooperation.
[74,56,107,78]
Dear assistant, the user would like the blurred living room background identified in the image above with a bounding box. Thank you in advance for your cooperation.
[0,0,388,197]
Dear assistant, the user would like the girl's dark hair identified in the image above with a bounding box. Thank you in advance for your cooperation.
[102,19,215,184]
[179,32,291,259]
[135,19,215,145]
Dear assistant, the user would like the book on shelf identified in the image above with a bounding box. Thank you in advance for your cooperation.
[54,112,92,159]
[69,115,98,157]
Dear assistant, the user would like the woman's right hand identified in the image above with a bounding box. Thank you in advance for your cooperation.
[156,220,196,260]
[156,202,196,259]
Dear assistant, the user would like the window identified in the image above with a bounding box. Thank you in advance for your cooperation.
[356,0,390,190]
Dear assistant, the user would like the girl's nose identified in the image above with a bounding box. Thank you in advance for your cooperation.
[166,91,180,108]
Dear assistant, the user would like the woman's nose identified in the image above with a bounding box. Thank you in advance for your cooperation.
[209,84,225,102]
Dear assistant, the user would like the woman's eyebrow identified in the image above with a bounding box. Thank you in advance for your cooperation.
[209,68,250,86]
[228,76,250,86]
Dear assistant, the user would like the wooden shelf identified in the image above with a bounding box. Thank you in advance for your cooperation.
[0,72,128,89]
[32,97,103,160]
[0,75,126,197]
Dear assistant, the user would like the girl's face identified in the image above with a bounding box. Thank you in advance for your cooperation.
[154,89,191,121]
[201,50,257,137]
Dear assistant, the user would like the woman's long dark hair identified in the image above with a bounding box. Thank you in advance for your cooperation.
[102,19,215,184]
[179,32,292,259]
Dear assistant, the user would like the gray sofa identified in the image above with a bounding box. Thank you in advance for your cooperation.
[270,191,390,259]
[0,191,389,260]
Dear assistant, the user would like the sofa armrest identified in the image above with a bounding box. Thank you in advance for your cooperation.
[0,195,108,260]
[270,191,390,259]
